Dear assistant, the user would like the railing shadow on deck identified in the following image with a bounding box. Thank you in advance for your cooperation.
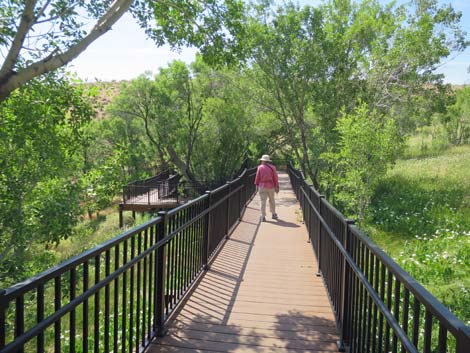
[152,312,338,351]
[287,161,470,353]
[0,167,258,353]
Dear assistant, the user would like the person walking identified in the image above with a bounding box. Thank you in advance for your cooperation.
[255,154,279,222]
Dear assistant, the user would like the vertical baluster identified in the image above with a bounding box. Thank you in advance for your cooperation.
[181,209,187,291]
[83,261,89,353]
[104,250,110,353]
[316,196,324,276]
[384,271,393,353]
[14,293,24,352]
[203,192,211,269]
[412,298,421,349]
[186,206,194,283]
[143,228,148,345]
[349,237,358,352]
[366,251,374,353]
[70,269,76,353]
[199,199,204,268]
[378,264,386,351]
[37,285,44,353]
[156,212,167,336]
[165,230,171,315]
[147,226,154,340]
[170,215,177,310]
[153,223,159,333]
[437,323,447,353]
[0,290,5,349]
[372,257,380,353]
[400,288,410,353]
[358,244,366,352]
[226,183,231,236]
[347,262,356,352]
[113,245,119,353]
[129,235,135,353]
[121,240,128,353]
[392,279,401,353]
[352,270,360,352]
[357,239,363,353]
[423,310,432,353]
[172,213,178,303]
[179,209,185,293]
[94,255,100,353]
[197,200,202,271]
[54,276,61,353]
[175,212,181,304]
[136,233,142,351]
[362,247,370,353]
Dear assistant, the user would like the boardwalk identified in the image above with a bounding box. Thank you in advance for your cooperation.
[148,173,339,352]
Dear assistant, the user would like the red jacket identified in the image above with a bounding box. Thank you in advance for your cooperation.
[255,164,279,189]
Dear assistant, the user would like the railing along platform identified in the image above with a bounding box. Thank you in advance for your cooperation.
[0,167,257,353]
[147,172,340,352]
[287,162,470,353]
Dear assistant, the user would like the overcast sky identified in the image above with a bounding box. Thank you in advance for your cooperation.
[68,1,470,84]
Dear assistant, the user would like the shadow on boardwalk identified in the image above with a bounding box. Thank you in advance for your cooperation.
[148,173,338,352]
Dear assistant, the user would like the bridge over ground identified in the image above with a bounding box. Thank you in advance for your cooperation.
[148,173,339,352]
[1,163,469,353]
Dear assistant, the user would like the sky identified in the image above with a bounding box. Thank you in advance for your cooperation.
[68,0,470,84]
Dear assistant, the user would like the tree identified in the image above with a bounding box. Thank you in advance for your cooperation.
[0,72,94,278]
[108,59,256,187]
[443,87,470,145]
[244,0,467,192]
[0,0,246,102]
[323,102,401,221]
[246,4,328,188]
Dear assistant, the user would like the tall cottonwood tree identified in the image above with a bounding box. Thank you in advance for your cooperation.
[108,60,255,188]
[0,72,94,279]
[0,0,246,102]
[244,0,467,192]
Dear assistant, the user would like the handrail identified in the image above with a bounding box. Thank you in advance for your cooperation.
[0,165,258,353]
[287,161,470,353]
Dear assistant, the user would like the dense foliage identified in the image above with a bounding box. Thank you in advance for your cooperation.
[0,1,469,327]
[0,0,246,102]
[0,72,94,282]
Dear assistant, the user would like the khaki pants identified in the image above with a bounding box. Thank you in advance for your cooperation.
[259,188,276,217]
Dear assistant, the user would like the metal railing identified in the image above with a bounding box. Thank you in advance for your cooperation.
[123,174,181,205]
[287,161,470,353]
[127,170,170,187]
[0,167,257,353]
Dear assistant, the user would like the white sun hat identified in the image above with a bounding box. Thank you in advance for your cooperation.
[260,154,271,162]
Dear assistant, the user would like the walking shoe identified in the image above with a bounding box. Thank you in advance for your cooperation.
[272,213,278,219]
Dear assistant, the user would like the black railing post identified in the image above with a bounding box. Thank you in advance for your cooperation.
[0,289,5,349]
[245,172,249,206]
[119,204,124,228]
[203,191,212,270]
[338,219,355,352]
[316,195,325,277]
[155,211,167,337]
[239,184,243,220]
[226,182,231,238]
[456,328,470,353]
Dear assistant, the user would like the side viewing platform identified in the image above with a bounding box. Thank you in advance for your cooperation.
[148,173,339,352]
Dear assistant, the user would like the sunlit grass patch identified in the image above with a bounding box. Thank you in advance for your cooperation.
[364,144,470,323]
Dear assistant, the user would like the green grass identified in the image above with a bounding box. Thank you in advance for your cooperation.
[363,144,470,325]
[53,209,152,263]
[0,206,152,288]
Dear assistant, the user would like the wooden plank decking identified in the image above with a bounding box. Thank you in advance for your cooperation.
[147,173,339,352]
